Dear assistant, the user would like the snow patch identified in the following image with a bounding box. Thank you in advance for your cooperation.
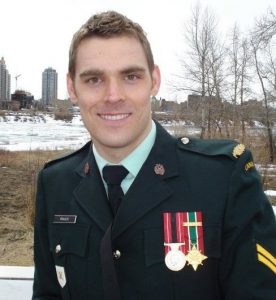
[264,190,276,196]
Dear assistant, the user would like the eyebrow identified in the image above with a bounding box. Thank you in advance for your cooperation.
[79,65,147,78]
[79,69,103,78]
[120,66,146,75]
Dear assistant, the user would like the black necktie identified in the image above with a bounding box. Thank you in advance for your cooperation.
[102,165,128,214]
[101,165,128,300]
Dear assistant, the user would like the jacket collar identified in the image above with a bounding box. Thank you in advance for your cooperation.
[74,145,113,231]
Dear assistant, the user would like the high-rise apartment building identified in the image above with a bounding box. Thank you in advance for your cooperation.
[42,67,58,106]
[0,57,11,102]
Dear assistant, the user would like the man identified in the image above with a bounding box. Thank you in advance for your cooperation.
[32,11,276,300]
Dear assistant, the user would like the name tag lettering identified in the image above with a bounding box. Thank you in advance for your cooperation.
[53,215,77,224]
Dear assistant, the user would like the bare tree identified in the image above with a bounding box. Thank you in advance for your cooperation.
[251,8,276,162]
[226,25,252,140]
[253,8,276,45]
[262,45,276,101]
[251,39,274,162]
[205,35,226,138]
[227,24,241,138]
[172,3,224,138]
[239,38,252,141]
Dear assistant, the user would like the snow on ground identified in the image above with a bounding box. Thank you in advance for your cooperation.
[264,191,276,215]
[0,113,90,151]
[0,114,202,151]
[0,280,33,300]
[0,266,34,300]
[0,266,34,279]
[264,190,276,196]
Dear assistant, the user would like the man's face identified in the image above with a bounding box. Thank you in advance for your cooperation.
[67,35,160,162]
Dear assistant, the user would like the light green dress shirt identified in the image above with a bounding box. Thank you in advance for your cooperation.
[93,120,156,194]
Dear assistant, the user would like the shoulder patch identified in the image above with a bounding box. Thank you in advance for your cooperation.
[177,137,243,160]
[43,141,91,169]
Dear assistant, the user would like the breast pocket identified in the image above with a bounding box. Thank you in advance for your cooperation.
[48,223,91,300]
[49,223,90,258]
[144,224,222,299]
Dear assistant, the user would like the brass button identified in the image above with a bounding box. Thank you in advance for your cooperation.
[113,250,121,259]
[55,244,62,254]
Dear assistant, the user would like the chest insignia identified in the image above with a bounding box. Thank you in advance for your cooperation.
[55,265,66,288]
[154,163,165,175]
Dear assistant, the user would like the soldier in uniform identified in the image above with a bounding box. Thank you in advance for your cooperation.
[32,11,276,300]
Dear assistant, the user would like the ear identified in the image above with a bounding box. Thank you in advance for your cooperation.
[67,73,78,104]
[150,65,161,96]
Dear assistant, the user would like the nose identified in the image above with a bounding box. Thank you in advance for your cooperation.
[105,78,124,103]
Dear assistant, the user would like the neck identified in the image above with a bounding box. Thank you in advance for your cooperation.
[94,122,152,163]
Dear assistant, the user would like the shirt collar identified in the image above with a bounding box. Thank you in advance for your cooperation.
[93,120,156,178]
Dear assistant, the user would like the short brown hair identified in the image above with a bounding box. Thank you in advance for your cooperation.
[68,11,154,78]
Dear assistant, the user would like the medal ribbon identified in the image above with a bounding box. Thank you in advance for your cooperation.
[163,213,172,255]
[183,211,205,254]
[163,212,205,255]
[163,213,186,255]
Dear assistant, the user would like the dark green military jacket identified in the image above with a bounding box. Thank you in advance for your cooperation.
[32,122,276,300]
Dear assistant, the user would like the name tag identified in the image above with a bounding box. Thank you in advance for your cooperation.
[53,215,77,224]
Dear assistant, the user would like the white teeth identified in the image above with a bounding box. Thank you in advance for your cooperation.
[100,114,129,121]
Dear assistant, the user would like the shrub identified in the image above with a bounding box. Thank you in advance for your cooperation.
[54,111,73,122]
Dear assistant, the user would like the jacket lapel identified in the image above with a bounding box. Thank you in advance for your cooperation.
[73,147,112,232]
[112,123,180,239]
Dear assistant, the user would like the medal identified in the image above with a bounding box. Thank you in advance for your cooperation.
[163,211,207,272]
[186,245,207,271]
[182,211,207,271]
[163,213,186,271]
[164,243,186,271]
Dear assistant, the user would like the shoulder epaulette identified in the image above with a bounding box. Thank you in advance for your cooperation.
[177,136,246,160]
[43,141,91,169]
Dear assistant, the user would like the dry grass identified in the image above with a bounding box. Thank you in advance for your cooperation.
[0,149,69,265]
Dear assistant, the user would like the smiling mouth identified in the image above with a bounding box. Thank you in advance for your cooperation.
[99,113,130,121]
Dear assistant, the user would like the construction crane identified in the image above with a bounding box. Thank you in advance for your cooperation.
[15,74,21,91]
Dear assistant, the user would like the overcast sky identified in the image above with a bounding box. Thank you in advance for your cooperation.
[1,0,275,101]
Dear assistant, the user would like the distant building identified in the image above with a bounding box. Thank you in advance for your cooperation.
[11,90,34,109]
[0,57,11,102]
[160,99,178,113]
[187,94,221,110]
[42,67,58,106]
